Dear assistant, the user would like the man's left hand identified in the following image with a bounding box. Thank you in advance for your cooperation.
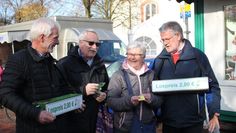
[208,114,220,133]
[95,92,106,102]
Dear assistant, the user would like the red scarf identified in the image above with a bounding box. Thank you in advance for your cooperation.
[171,52,180,64]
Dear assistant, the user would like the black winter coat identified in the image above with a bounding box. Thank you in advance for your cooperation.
[0,44,72,133]
[57,46,109,133]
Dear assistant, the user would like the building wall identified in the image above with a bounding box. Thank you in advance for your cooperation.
[204,0,236,112]
[140,0,159,22]
[130,0,195,57]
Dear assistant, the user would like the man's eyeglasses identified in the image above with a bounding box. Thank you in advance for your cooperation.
[82,40,101,47]
[160,34,176,44]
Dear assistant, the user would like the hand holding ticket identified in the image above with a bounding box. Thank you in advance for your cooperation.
[138,95,145,101]
[98,82,105,90]
[95,82,105,96]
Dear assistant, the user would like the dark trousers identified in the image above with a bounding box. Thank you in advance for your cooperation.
[163,122,203,133]
[114,128,129,133]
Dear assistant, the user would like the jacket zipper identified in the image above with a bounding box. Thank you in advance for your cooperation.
[119,112,126,128]
[138,75,143,120]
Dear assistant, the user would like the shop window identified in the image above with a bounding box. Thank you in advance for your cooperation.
[224,5,236,80]
[146,4,150,20]
[145,3,157,21]
[135,36,157,57]
[152,4,157,16]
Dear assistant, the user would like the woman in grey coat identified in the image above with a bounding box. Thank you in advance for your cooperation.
[107,41,162,133]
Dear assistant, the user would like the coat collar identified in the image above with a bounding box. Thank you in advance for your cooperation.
[68,45,104,66]
[158,39,196,60]
[122,59,150,76]
[27,43,56,62]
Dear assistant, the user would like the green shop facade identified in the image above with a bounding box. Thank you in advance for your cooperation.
[194,0,236,123]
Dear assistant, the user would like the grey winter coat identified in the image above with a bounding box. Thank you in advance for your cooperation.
[107,61,162,132]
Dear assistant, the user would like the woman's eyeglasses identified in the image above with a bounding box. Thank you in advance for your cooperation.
[126,53,143,57]
[82,40,101,47]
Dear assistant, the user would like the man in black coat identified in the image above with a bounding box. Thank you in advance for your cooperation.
[57,29,109,133]
[0,18,74,133]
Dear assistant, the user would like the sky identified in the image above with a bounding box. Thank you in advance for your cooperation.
[48,0,84,17]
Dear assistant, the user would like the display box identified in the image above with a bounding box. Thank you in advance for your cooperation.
[34,93,83,116]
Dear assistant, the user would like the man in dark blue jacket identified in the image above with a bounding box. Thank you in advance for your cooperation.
[152,21,221,133]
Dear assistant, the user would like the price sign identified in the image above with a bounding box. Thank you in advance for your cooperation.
[152,77,209,93]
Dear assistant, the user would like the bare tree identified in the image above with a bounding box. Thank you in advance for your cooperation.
[0,0,64,24]
[15,2,48,23]
[82,0,96,18]
[93,0,139,29]
[93,0,120,20]
[0,1,11,25]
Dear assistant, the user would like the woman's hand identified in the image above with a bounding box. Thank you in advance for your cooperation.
[143,93,151,103]
[131,96,139,106]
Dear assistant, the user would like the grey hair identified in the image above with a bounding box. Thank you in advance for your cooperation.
[78,29,98,41]
[127,41,146,56]
[159,21,183,40]
[29,18,60,41]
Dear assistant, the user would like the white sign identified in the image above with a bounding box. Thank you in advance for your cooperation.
[45,95,83,116]
[0,32,9,43]
[152,77,209,93]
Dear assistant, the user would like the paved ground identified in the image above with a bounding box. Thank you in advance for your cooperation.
[0,108,15,133]
[0,108,235,133]
[220,121,236,133]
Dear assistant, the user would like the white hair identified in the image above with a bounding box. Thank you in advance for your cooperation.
[78,29,98,41]
[127,41,146,56]
[29,18,60,41]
